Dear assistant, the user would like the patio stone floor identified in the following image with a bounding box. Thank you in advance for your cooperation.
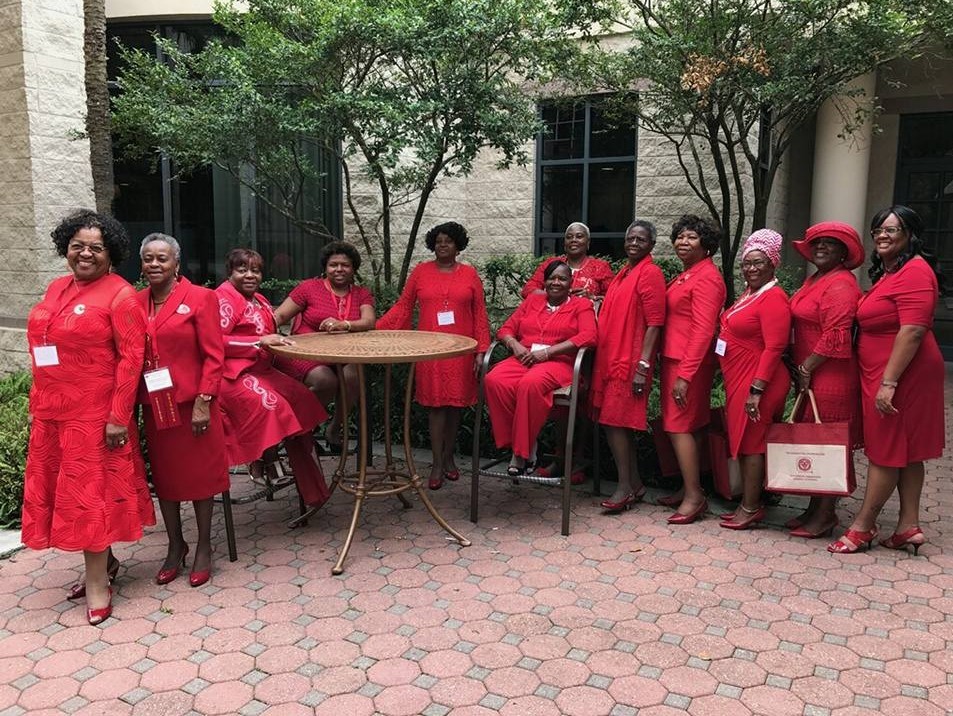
[1,367,951,716]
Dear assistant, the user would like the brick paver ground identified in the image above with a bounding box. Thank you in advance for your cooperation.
[1,368,951,716]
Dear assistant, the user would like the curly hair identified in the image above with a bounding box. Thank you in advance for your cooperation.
[626,219,657,244]
[225,248,264,274]
[51,209,130,266]
[868,205,947,295]
[319,240,362,274]
[669,215,721,257]
[140,233,182,262]
[425,222,469,252]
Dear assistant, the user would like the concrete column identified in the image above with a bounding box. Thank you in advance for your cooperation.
[810,72,876,232]
[0,0,95,373]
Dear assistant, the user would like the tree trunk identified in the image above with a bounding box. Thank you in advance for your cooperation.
[84,0,114,213]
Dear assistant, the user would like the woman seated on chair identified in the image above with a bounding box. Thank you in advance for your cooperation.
[215,248,331,512]
[137,233,229,588]
[272,241,376,455]
[485,260,598,476]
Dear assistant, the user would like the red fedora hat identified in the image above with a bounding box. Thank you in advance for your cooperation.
[794,221,865,270]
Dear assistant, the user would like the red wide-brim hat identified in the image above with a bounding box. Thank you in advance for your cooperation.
[793,221,865,270]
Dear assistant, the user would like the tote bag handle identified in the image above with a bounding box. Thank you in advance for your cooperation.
[787,389,821,425]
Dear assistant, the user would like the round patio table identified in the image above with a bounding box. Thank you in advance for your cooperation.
[270,330,475,574]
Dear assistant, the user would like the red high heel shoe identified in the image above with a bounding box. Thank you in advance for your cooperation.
[155,546,189,585]
[880,527,925,556]
[87,588,113,626]
[443,469,461,482]
[720,505,766,530]
[189,568,211,588]
[827,527,878,554]
[789,519,838,539]
[67,556,121,601]
[668,500,708,525]
[601,487,646,513]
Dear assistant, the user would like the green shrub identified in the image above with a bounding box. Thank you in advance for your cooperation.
[0,371,30,529]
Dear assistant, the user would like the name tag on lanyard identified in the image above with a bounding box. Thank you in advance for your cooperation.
[437,310,456,326]
[144,367,174,393]
[715,338,727,356]
[33,345,60,367]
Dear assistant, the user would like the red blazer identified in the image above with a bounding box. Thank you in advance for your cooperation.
[662,257,726,382]
[215,280,277,380]
[498,293,597,365]
[137,277,224,404]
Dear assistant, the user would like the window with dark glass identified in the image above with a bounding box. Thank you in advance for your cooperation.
[536,97,637,258]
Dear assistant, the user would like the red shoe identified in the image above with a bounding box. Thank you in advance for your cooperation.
[443,469,460,482]
[785,516,805,530]
[601,487,646,513]
[155,547,189,585]
[428,476,444,490]
[657,493,682,507]
[68,556,121,601]
[720,506,766,530]
[87,588,113,626]
[667,500,708,525]
[879,526,925,556]
[569,471,586,485]
[789,519,838,539]
[189,569,211,588]
[827,527,878,554]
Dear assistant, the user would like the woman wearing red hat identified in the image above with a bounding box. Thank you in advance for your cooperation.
[787,222,864,538]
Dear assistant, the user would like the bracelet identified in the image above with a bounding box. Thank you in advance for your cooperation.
[344,320,352,332]
[749,385,765,395]
[637,359,651,371]
[797,364,812,375]
[543,348,551,361]
[881,379,898,388]
[198,393,213,403]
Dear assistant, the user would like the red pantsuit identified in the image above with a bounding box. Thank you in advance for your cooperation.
[591,258,667,430]
[521,256,615,298]
[661,257,726,432]
[719,284,791,458]
[790,267,862,447]
[137,278,230,502]
[377,261,491,406]
[22,273,155,552]
[856,258,945,467]
[485,295,597,459]
[216,281,330,507]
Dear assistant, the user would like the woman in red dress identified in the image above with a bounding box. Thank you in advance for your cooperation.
[658,215,726,524]
[137,234,229,587]
[216,249,330,512]
[718,229,791,530]
[486,261,598,474]
[521,222,615,300]
[828,206,946,554]
[787,222,864,539]
[273,241,375,454]
[23,210,155,625]
[591,221,666,512]
[377,222,492,490]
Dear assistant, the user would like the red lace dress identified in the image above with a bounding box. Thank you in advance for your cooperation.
[22,273,155,552]
[591,258,666,430]
[377,261,491,406]
[789,267,862,447]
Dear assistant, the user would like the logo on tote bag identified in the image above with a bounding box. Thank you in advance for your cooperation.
[797,457,812,472]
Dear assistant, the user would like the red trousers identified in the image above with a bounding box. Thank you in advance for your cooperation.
[284,435,330,508]
[484,357,573,459]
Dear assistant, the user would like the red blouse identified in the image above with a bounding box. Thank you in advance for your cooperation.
[498,294,597,365]
[521,255,615,298]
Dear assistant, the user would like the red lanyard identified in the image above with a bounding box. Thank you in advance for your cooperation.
[324,279,353,320]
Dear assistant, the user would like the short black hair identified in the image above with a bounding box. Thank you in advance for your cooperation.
[319,240,362,274]
[670,215,721,256]
[626,219,657,244]
[425,222,470,252]
[543,259,571,281]
[225,247,264,274]
[51,209,130,266]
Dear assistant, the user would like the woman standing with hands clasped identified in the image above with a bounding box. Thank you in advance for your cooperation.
[717,229,791,530]
[591,220,666,512]
[828,206,945,554]
[377,222,491,490]
[137,234,229,587]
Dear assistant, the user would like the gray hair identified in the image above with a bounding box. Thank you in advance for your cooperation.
[140,233,182,261]
[626,219,657,243]
[565,222,590,239]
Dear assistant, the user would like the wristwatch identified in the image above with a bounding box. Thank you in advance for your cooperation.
[198,394,213,403]
[637,359,651,371]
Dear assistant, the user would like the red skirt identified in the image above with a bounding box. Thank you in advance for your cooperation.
[593,378,651,431]
[21,417,156,552]
[144,401,230,501]
[660,356,716,433]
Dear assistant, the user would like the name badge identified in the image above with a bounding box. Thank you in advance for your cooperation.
[715,338,727,357]
[531,343,551,353]
[437,310,456,326]
[144,367,174,393]
[33,345,60,367]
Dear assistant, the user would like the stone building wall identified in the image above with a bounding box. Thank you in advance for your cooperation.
[0,0,95,373]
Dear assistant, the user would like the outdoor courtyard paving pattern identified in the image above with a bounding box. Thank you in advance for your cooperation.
[1,373,951,715]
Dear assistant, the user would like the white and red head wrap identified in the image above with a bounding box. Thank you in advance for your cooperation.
[741,228,783,267]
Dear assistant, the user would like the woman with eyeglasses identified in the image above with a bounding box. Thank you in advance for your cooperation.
[828,206,946,555]
[591,220,666,512]
[22,210,155,625]
[717,229,791,530]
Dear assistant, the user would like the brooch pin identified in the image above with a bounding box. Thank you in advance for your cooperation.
[177,304,191,314]
[73,304,85,315]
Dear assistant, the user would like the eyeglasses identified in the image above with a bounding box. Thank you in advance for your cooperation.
[67,241,106,254]
[741,259,769,269]
[870,226,903,238]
